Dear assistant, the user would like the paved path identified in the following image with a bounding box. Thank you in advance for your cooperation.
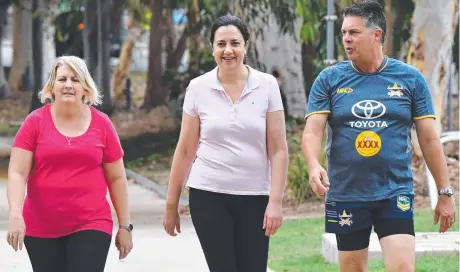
[0,180,210,272]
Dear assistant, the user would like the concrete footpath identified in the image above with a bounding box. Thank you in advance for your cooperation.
[0,181,210,272]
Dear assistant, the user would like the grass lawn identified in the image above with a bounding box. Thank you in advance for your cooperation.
[268,209,459,272]
[0,122,19,137]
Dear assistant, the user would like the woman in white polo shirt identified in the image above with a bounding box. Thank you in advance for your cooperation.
[163,15,288,272]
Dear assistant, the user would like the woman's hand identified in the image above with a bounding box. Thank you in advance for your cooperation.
[263,200,283,237]
[6,213,25,251]
[163,206,181,236]
[115,228,133,260]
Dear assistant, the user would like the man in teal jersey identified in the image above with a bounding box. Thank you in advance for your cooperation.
[302,1,456,271]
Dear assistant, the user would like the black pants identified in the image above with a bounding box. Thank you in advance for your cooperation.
[24,230,112,272]
[189,187,270,272]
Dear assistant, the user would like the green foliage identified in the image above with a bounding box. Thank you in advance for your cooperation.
[295,0,326,44]
[125,153,160,169]
[285,123,328,204]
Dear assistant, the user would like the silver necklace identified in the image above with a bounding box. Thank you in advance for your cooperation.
[66,136,72,146]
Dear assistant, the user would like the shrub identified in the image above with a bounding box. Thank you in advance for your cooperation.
[286,125,328,204]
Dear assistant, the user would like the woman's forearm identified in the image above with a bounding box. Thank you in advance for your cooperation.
[269,149,288,203]
[108,178,131,226]
[166,149,196,209]
[7,173,27,216]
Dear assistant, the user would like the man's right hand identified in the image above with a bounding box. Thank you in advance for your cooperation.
[309,165,330,198]
[6,213,25,251]
[163,206,181,236]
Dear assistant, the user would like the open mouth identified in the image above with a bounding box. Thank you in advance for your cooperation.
[222,57,236,62]
[63,92,75,96]
[345,47,354,53]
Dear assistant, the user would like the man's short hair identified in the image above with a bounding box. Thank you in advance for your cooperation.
[342,0,386,44]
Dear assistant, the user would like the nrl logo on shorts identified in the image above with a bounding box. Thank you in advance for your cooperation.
[397,196,411,211]
[387,83,404,97]
[339,210,353,226]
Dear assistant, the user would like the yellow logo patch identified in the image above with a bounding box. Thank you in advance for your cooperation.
[355,131,381,157]
[397,196,411,211]
[337,88,354,94]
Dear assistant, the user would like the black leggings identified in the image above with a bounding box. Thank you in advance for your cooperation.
[24,230,111,272]
[189,187,270,272]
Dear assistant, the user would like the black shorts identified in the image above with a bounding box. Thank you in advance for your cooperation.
[325,194,415,251]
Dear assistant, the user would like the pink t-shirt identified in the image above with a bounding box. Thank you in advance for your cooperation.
[13,104,123,238]
[183,66,284,195]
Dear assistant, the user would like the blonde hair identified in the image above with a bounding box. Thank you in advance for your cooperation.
[38,56,102,105]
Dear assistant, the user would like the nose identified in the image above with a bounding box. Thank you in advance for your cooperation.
[224,45,233,55]
[343,33,352,44]
[64,79,73,89]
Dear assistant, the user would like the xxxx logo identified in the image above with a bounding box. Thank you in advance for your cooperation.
[355,131,381,157]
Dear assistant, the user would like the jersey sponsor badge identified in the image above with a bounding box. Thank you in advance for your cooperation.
[355,131,381,157]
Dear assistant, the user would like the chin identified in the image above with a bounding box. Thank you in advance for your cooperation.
[346,54,357,61]
[219,61,239,69]
[59,98,78,104]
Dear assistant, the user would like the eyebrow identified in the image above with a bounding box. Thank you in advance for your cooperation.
[57,75,78,78]
[216,39,241,42]
[341,28,360,32]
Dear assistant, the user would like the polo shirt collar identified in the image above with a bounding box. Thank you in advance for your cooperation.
[209,65,261,92]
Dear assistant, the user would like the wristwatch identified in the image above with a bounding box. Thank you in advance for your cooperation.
[120,223,134,232]
[438,186,454,197]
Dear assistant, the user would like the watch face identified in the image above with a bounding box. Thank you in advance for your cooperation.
[129,224,134,231]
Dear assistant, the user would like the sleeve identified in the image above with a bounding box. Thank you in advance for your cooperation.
[103,117,124,163]
[305,70,332,119]
[267,76,284,112]
[12,111,39,152]
[412,74,436,120]
[182,81,199,117]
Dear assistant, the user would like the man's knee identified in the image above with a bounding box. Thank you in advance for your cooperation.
[339,250,368,272]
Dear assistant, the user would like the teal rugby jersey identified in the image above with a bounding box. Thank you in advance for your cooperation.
[306,56,435,202]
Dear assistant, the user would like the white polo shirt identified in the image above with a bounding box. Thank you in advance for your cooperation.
[183,66,284,195]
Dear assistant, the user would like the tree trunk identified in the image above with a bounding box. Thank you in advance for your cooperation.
[41,1,56,85]
[143,0,165,109]
[383,0,393,56]
[110,0,123,46]
[83,0,98,77]
[407,0,459,131]
[302,41,316,100]
[164,7,176,70]
[250,15,307,119]
[29,0,43,112]
[0,2,12,99]
[111,14,141,101]
[8,1,31,92]
[96,0,112,114]
[187,0,201,79]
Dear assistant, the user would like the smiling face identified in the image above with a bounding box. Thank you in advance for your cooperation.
[341,16,382,62]
[52,64,86,105]
[212,25,247,71]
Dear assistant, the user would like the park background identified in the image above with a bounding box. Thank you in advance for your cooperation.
[0,0,459,271]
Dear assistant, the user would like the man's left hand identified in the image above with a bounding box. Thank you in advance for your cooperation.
[434,195,456,233]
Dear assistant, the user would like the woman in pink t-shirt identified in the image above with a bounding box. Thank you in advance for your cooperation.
[6,56,133,272]
[164,15,288,272]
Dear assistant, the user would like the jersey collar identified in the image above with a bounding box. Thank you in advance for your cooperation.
[350,56,389,74]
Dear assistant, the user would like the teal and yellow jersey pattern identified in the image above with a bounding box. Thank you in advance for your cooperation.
[306,56,435,202]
